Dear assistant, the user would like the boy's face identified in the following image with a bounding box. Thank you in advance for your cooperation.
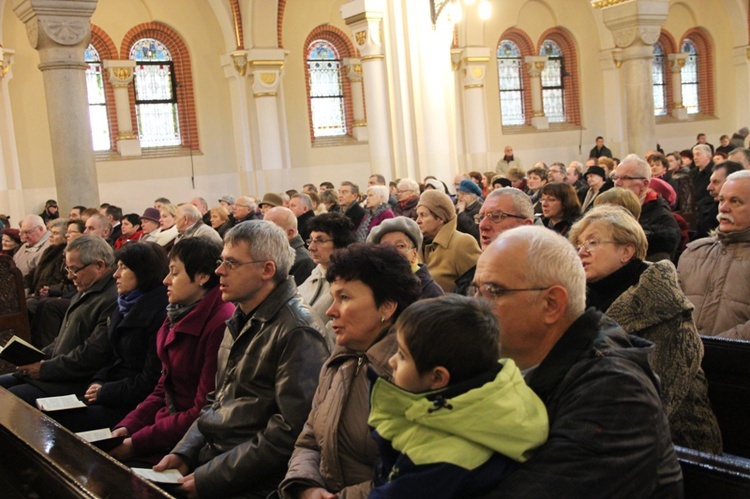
[390,331,434,393]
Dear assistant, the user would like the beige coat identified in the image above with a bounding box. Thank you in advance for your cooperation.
[420,217,481,293]
[279,331,396,499]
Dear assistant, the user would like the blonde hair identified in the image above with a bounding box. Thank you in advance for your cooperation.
[593,187,642,220]
[159,203,178,218]
[569,204,648,261]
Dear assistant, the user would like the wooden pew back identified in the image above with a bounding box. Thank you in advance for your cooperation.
[677,446,750,498]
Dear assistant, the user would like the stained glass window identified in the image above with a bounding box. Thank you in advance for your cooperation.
[540,40,565,123]
[84,45,111,151]
[653,44,667,116]
[130,38,181,147]
[681,39,699,114]
[497,40,525,126]
[307,40,346,137]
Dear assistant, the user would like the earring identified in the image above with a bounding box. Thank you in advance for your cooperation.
[381,316,385,323]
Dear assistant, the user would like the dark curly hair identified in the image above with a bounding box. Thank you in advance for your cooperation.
[309,212,356,249]
[326,243,421,319]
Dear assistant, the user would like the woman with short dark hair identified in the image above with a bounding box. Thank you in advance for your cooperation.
[114,214,144,249]
[540,182,581,237]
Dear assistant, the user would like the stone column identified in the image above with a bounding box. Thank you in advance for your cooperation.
[602,0,668,156]
[460,47,490,169]
[525,56,549,130]
[0,46,25,222]
[103,60,141,156]
[667,53,688,120]
[248,48,287,173]
[342,0,392,177]
[13,0,100,209]
[344,57,368,141]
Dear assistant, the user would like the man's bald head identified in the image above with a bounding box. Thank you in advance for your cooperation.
[264,206,298,240]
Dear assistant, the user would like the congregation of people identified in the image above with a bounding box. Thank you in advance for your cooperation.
[2,127,750,497]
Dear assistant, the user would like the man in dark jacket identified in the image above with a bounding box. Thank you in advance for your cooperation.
[588,136,612,159]
[695,161,744,239]
[338,181,365,230]
[264,206,316,286]
[0,235,118,403]
[475,227,683,498]
[289,193,316,245]
[155,220,329,498]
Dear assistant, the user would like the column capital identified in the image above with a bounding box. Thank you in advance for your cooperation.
[459,47,490,88]
[343,57,363,81]
[0,47,15,79]
[667,53,687,72]
[103,59,135,87]
[13,0,97,49]
[524,56,548,77]
[601,0,668,49]
[341,0,385,60]
[247,48,288,97]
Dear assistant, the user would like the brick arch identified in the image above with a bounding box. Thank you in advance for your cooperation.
[229,0,245,49]
[302,25,360,142]
[278,0,287,48]
[680,27,714,116]
[656,30,677,117]
[537,27,581,126]
[498,28,535,126]
[121,22,198,150]
[89,25,119,151]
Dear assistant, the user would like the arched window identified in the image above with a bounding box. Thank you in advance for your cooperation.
[84,44,111,151]
[497,40,525,126]
[681,39,699,114]
[306,40,346,138]
[652,43,667,116]
[130,38,181,147]
[540,40,565,123]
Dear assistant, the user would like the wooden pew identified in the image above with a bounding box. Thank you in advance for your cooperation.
[0,387,172,498]
[0,255,31,375]
[677,446,750,498]
[700,336,750,459]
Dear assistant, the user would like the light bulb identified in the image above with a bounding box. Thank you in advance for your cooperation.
[478,0,491,20]
[464,0,476,5]
[450,2,463,23]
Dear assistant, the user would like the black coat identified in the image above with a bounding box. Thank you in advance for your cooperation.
[344,202,366,232]
[297,210,316,244]
[639,195,681,260]
[289,235,315,286]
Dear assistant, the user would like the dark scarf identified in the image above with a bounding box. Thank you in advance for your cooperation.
[586,259,648,312]
[166,296,203,326]
[356,203,389,242]
[117,288,145,316]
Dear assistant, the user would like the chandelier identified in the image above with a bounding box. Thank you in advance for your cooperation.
[431,0,492,28]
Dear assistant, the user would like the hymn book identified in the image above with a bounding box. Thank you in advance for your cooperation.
[132,468,183,484]
[75,428,125,451]
[36,394,86,412]
[0,335,45,366]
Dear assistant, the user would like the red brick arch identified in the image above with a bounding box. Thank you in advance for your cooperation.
[537,27,581,126]
[121,22,199,150]
[89,25,119,151]
[680,27,715,116]
[656,30,677,116]
[498,28,535,126]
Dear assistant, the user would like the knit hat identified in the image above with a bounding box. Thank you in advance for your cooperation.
[584,166,607,180]
[140,207,161,223]
[457,179,483,197]
[417,190,456,222]
[1,227,21,245]
[424,179,444,192]
[367,216,423,249]
[219,194,236,205]
[259,192,283,209]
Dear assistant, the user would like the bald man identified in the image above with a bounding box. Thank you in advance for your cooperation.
[264,207,315,285]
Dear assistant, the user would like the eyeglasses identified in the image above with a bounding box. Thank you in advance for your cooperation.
[306,238,334,246]
[468,283,549,300]
[215,258,266,271]
[65,262,94,277]
[397,190,413,194]
[610,175,646,182]
[391,243,415,252]
[475,210,526,224]
[234,204,252,209]
[575,239,615,253]
[541,197,559,204]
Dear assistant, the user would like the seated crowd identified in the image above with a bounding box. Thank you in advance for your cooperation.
[1,129,750,498]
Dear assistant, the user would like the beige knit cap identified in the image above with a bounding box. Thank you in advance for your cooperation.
[417,190,456,222]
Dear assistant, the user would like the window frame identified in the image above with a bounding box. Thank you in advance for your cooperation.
[496,39,526,126]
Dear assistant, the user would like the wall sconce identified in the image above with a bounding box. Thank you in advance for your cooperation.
[431,0,491,28]
[231,50,249,76]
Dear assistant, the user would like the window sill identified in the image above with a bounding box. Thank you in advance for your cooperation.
[655,113,718,125]
[311,135,366,148]
[95,146,203,162]
[501,122,582,135]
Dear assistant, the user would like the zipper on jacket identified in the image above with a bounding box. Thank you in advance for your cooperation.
[354,355,364,376]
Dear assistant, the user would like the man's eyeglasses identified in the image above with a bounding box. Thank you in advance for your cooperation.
[575,239,615,253]
[475,210,526,224]
[611,175,646,181]
[215,259,265,271]
[306,238,334,246]
[65,262,94,277]
[468,283,549,300]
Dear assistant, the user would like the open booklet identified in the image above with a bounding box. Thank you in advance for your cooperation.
[0,335,45,366]
[75,428,125,452]
[36,394,86,412]
[132,468,183,484]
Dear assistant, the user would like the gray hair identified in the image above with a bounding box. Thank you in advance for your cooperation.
[726,170,750,182]
[486,187,534,220]
[179,203,202,222]
[367,185,390,205]
[620,153,651,180]
[236,196,258,211]
[66,234,115,267]
[22,214,45,230]
[225,220,295,283]
[728,148,750,167]
[397,178,420,193]
[568,161,583,175]
[496,226,585,319]
[692,144,712,157]
[50,219,68,232]
[88,213,113,234]
[291,193,314,210]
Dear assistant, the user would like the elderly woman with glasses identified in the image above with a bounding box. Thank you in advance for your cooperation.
[279,243,421,498]
[569,205,721,454]
[367,216,444,299]
[298,213,356,327]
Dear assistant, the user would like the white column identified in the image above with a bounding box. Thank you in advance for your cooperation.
[344,58,368,142]
[342,0,392,177]
[525,56,549,130]
[103,60,141,156]
[13,0,101,209]
[224,50,258,196]
[602,0,668,156]
[0,47,25,222]
[667,53,688,121]
[247,48,287,177]
[460,47,490,170]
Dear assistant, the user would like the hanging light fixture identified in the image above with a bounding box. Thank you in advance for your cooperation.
[478,0,492,20]
[431,0,491,28]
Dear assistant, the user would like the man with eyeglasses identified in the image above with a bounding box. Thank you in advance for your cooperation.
[547,162,567,184]
[154,220,329,498]
[613,153,681,261]
[14,214,51,279]
[231,195,259,225]
[0,235,118,405]
[475,226,682,498]
[453,188,534,296]
[338,181,366,230]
